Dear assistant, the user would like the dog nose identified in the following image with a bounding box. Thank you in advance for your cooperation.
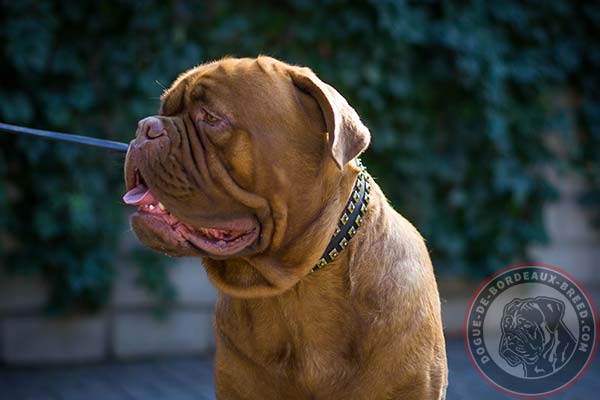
[137,117,166,140]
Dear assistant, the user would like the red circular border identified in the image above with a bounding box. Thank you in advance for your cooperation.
[462,262,600,399]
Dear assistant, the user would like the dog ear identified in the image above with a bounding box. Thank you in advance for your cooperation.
[289,67,370,169]
[535,296,565,332]
[160,72,191,115]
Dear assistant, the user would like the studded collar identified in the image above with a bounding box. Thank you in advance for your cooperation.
[312,159,371,272]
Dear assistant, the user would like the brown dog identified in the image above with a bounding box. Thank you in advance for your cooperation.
[123,56,447,399]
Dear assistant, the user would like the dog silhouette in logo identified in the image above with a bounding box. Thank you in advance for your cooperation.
[499,296,576,378]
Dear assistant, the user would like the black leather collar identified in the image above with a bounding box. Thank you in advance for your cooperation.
[312,159,371,272]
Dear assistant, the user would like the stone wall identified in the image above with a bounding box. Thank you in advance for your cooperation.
[0,256,216,365]
[529,171,600,289]
[440,170,600,336]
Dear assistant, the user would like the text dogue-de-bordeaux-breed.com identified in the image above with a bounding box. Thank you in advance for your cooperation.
[123,56,447,399]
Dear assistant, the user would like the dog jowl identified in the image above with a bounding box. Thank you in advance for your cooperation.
[123,57,447,399]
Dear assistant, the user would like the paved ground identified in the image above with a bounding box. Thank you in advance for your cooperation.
[0,339,598,399]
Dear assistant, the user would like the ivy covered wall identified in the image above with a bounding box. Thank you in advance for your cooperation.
[0,1,598,312]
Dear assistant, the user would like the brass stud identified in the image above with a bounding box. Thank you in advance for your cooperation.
[348,226,356,237]
[314,163,370,272]
[340,213,349,225]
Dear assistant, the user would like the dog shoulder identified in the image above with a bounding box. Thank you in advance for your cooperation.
[350,201,439,316]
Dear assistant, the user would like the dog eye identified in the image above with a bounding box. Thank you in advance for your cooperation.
[203,110,221,125]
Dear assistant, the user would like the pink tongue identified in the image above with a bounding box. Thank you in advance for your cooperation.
[123,184,157,205]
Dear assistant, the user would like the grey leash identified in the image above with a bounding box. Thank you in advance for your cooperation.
[0,122,130,153]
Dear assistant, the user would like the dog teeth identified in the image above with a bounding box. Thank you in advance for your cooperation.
[158,202,166,211]
[149,205,155,210]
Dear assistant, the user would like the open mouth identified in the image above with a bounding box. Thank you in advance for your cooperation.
[123,171,259,257]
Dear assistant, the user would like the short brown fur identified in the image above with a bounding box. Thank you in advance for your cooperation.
[125,56,447,399]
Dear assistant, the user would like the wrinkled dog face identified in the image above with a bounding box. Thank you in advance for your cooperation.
[499,296,574,370]
[500,299,548,366]
[123,57,369,260]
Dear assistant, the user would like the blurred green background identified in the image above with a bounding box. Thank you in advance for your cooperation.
[0,0,598,313]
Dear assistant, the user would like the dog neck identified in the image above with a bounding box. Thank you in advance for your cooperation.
[203,159,370,298]
[311,159,370,272]
[211,171,387,378]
